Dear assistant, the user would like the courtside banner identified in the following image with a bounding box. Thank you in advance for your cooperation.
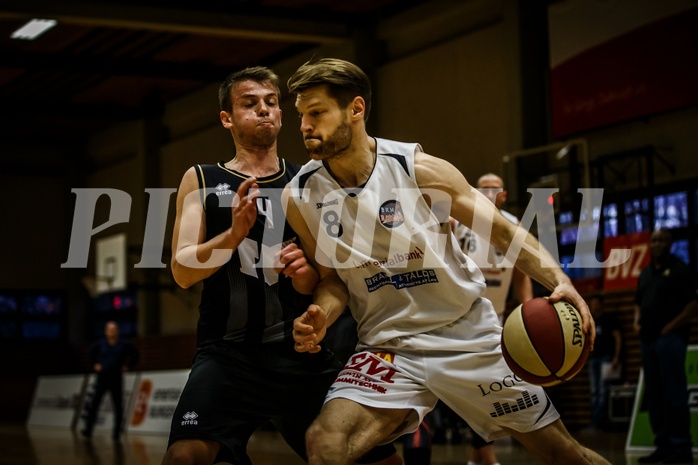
[127,369,189,434]
[626,345,698,452]
[27,374,87,427]
[75,372,139,432]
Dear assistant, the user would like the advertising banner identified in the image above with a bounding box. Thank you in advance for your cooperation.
[127,369,190,434]
[548,2,698,138]
[627,345,698,452]
[603,232,650,290]
[27,374,87,427]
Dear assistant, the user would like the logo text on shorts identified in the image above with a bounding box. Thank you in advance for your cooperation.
[335,352,398,394]
[488,390,540,418]
[478,374,524,396]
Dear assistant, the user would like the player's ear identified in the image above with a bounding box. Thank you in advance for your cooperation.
[220,111,232,128]
[350,97,365,120]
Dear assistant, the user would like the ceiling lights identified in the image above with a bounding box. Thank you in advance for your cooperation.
[11,19,57,40]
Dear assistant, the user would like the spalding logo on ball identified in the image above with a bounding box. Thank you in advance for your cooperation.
[501,297,590,387]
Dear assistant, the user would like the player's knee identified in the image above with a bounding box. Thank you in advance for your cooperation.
[542,439,598,465]
[160,448,189,465]
[306,422,349,462]
[161,440,217,465]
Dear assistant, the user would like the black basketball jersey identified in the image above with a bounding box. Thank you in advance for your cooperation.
[193,159,308,346]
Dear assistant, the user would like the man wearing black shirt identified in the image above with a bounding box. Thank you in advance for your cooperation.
[635,228,698,464]
[81,320,139,441]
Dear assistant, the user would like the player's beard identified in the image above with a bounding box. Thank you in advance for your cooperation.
[306,119,352,160]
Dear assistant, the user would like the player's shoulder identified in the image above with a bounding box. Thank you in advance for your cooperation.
[282,158,302,172]
[375,137,422,157]
[292,159,324,186]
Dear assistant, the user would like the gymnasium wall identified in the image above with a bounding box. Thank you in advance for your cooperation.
[3,0,698,424]
[2,1,696,344]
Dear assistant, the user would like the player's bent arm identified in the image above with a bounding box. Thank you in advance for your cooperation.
[312,270,350,329]
[283,187,349,332]
[512,267,533,304]
[171,168,251,288]
[277,242,320,295]
[414,152,595,341]
[662,299,698,334]
[487,208,595,341]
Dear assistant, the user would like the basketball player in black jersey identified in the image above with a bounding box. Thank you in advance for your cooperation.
[162,67,400,465]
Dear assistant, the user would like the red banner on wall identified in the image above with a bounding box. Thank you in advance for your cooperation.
[549,6,698,138]
[603,232,651,290]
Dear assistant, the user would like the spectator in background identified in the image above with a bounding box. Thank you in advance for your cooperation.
[634,228,698,464]
[81,320,140,441]
[451,173,533,325]
[587,295,622,430]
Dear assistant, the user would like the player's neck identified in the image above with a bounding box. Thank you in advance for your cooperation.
[226,146,280,177]
[325,135,375,188]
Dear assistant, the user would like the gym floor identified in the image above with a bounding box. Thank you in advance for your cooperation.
[0,422,658,465]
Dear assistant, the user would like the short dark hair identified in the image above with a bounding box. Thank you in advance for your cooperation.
[218,66,280,112]
[287,57,372,122]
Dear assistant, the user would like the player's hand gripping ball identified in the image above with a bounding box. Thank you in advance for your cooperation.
[501,297,590,387]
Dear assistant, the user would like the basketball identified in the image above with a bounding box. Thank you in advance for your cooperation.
[501,297,590,387]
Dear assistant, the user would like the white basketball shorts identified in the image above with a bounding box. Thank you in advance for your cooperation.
[324,298,560,442]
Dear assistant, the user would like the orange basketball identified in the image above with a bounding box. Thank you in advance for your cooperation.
[501,297,590,387]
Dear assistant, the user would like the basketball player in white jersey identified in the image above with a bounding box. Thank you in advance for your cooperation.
[284,58,609,465]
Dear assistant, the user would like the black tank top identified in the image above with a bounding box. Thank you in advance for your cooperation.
[193,159,308,346]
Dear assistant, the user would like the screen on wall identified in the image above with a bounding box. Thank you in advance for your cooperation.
[603,203,619,238]
[624,198,650,234]
[671,239,690,265]
[0,292,66,341]
[22,294,63,315]
[654,191,689,230]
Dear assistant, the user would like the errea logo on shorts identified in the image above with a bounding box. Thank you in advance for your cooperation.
[215,183,232,196]
[181,411,199,426]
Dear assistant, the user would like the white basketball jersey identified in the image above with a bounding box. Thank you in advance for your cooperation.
[452,210,519,316]
[290,138,486,348]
